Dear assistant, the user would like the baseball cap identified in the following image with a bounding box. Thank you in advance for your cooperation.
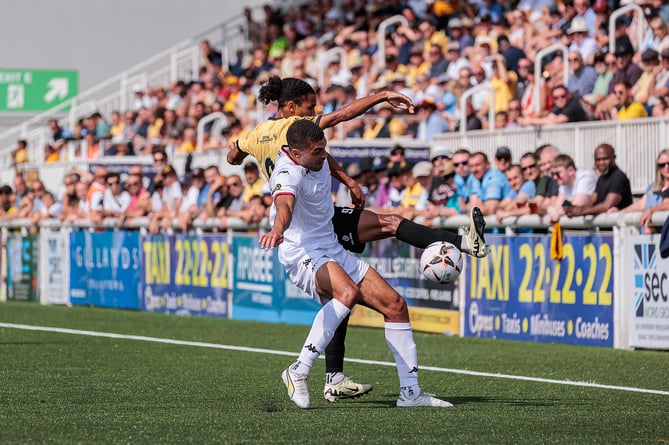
[593,0,609,13]
[412,161,433,178]
[191,167,204,178]
[495,146,512,161]
[430,145,453,161]
[641,49,659,63]
[614,37,635,57]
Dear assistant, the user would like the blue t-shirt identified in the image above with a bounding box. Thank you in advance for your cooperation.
[471,168,512,202]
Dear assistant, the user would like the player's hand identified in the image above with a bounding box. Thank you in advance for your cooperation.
[349,182,366,209]
[259,230,284,250]
[386,92,415,114]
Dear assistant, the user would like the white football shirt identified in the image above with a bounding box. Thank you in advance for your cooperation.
[269,146,339,267]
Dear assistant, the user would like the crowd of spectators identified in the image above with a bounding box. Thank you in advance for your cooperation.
[4,0,669,232]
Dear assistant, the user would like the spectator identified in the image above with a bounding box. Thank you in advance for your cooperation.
[518,58,543,118]
[0,185,12,216]
[591,50,614,104]
[564,143,633,217]
[506,99,522,127]
[426,44,449,78]
[596,37,642,118]
[643,16,669,54]
[621,149,669,233]
[178,167,208,232]
[633,49,662,106]
[149,165,182,233]
[60,181,88,223]
[396,161,432,219]
[120,173,152,226]
[12,139,28,169]
[567,16,598,65]
[478,55,516,120]
[241,161,267,204]
[518,84,589,126]
[12,175,28,209]
[423,146,459,225]
[611,80,648,120]
[496,163,537,218]
[414,98,448,142]
[86,166,108,224]
[567,51,598,97]
[503,15,531,63]
[444,41,472,81]
[546,153,597,221]
[467,151,512,215]
[218,174,245,216]
[447,17,473,50]
[533,145,561,212]
[30,190,62,225]
[102,172,131,219]
[452,148,474,210]
[494,146,513,173]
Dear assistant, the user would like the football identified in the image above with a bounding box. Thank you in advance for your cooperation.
[420,241,463,284]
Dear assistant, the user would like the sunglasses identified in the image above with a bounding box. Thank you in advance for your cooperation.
[227,182,242,187]
[154,157,166,162]
[521,164,537,171]
[107,181,119,186]
[658,162,669,169]
[453,161,467,167]
[553,94,567,100]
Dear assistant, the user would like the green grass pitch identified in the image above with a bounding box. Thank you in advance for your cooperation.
[0,301,667,444]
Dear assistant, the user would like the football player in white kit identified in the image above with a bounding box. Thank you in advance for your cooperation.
[260,119,452,409]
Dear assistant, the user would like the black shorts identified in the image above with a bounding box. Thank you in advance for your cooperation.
[331,206,366,254]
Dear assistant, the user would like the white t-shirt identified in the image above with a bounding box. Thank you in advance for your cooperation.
[103,189,131,213]
[180,185,200,212]
[161,181,183,211]
[559,168,597,202]
[269,146,339,268]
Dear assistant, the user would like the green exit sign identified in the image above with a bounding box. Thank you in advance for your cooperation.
[0,69,78,112]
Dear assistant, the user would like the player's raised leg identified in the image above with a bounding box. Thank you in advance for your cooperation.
[354,208,490,257]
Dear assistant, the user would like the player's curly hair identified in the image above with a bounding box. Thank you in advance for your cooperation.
[258,76,315,108]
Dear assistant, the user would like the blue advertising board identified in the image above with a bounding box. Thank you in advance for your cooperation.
[231,235,320,325]
[142,233,229,317]
[69,230,142,309]
[464,234,614,347]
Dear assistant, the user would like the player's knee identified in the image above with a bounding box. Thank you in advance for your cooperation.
[383,294,408,319]
[337,284,361,308]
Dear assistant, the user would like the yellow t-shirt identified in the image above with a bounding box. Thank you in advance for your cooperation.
[242,178,268,203]
[618,102,648,120]
[401,181,426,208]
[236,115,320,180]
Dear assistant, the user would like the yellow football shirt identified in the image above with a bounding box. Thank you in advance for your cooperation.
[236,115,320,180]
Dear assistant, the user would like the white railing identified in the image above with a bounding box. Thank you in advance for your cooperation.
[432,116,669,195]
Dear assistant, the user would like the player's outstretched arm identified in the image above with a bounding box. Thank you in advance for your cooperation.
[326,153,365,209]
[259,193,295,250]
[318,91,414,129]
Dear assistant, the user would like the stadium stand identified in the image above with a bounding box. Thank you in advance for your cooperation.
[1,0,668,234]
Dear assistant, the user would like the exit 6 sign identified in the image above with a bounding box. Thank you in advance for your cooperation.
[0,69,78,112]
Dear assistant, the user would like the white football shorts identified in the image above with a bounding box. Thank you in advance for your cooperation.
[284,247,370,304]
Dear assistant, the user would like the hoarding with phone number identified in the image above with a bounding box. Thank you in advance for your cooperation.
[464,234,614,347]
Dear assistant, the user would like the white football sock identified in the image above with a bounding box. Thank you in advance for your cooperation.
[385,321,421,399]
[294,299,351,375]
